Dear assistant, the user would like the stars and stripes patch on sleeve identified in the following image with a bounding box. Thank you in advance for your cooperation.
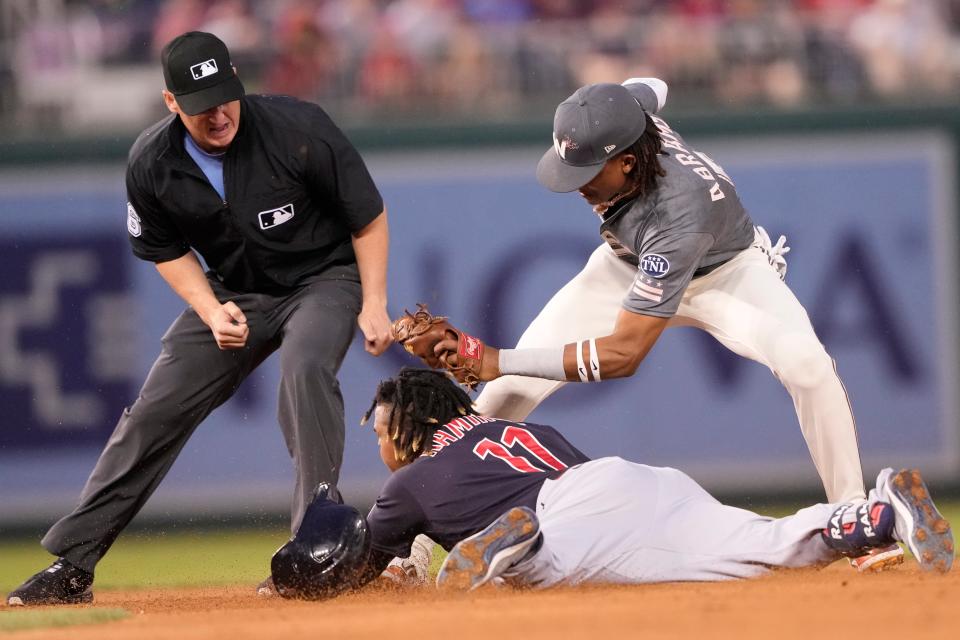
[633,274,664,303]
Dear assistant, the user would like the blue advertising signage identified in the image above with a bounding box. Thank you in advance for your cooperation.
[0,131,956,523]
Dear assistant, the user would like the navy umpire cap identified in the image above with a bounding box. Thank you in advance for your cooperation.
[270,484,371,600]
[161,31,245,116]
[537,83,647,193]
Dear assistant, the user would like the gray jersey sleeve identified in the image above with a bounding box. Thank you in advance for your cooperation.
[623,231,714,317]
[622,78,668,114]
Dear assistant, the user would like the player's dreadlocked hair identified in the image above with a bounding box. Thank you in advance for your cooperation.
[625,110,667,198]
[362,368,477,463]
[595,111,667,215]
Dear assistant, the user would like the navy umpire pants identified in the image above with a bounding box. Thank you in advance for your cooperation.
[41,264,361,574]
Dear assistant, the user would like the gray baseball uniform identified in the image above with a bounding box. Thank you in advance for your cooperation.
[508,457,865,587]
[369,416,901,587]
[477,78,866,504]
[599,107,755,317]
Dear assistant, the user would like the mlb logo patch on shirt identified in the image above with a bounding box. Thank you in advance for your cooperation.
[258,203,295,230]
[639,253,670,278]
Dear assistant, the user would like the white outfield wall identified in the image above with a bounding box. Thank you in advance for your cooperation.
[0,131,956,525]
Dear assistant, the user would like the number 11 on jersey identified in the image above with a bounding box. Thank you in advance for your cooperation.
[473,426,568,473]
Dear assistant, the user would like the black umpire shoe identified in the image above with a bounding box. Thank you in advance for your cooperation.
[6,558,94,606]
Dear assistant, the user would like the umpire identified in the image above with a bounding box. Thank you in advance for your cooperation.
[7,31,393,606]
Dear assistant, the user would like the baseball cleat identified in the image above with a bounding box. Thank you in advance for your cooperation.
[436,507,541,591]
[849,544,904,573]
[876,468,954,573]
[6,559,94,606]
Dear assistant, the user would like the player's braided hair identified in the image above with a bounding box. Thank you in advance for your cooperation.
[624,110,666,198]
[362,368,477,463]
[594,111,666,215]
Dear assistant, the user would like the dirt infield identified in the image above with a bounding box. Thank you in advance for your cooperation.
[3,562,958,640]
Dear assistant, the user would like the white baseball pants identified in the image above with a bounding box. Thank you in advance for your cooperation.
[507,457,840,587]
[475,240,865,503]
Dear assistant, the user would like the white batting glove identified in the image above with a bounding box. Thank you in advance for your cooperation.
[380,534,435,587]
[754,225,790,280]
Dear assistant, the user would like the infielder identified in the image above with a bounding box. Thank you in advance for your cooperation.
[423,79,896,570]
[266,369,952,599]
[7,31,393,606]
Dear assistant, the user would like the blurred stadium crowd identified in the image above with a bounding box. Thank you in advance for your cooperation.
[1,0,959,134]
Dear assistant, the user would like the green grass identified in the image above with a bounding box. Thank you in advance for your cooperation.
[0,608,129,633]
[429,547,448,576]
[0,528,290,593]
[2,501,957,595]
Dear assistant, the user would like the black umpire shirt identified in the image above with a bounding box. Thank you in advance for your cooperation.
[125,95,384,293]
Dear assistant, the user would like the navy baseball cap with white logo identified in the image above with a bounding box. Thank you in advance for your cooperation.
[536,83,647,193]
[161,31,245,115]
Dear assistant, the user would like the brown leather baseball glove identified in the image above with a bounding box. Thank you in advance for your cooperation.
[392,304,485,389]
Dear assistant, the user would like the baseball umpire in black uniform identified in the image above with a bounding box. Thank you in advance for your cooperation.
[7,31,393,606]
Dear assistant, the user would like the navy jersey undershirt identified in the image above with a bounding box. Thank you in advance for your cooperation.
[367,416,590,557]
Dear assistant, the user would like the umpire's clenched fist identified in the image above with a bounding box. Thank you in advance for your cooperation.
[202,301,249,350]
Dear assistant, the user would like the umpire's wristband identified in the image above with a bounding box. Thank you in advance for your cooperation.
[498,348,567,381]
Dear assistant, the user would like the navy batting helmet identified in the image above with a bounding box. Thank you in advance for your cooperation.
[270,484,371,600]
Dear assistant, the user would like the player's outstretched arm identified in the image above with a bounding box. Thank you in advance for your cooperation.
[559,309,668,380]
[498,308,667,382]
[427,307,667,385]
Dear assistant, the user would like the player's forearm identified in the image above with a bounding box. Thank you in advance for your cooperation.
[496,339,644,382]
[351,210,389,306]
[155,252,221,323]
[498,314,667,382]
[413,307,664,384]
[562,336,651,380]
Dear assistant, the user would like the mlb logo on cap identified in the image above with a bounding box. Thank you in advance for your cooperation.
[190,59,219,80]
[161,31,245,115]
